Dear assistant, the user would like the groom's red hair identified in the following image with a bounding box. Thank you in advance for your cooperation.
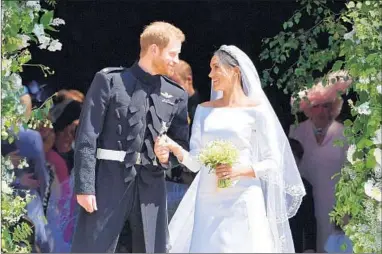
[140,21,185,57]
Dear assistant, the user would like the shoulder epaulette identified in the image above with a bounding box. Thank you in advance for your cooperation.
[100,67,126,74]
[161,75,185,91]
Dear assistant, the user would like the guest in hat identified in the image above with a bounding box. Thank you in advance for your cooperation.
[289,71,352,252]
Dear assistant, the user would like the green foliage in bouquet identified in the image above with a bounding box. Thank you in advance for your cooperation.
[199,140,240,188]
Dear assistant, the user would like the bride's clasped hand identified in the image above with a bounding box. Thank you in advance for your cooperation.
[154,135,256,180]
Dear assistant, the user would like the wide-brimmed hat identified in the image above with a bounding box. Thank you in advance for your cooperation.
[291,70,352,118]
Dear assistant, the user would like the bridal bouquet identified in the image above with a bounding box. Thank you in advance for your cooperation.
[198,140,239,188]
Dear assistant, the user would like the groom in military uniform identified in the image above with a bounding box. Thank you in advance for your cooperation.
[71,21,189,253]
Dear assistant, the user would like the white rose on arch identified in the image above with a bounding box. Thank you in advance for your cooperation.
[2,58,12,77]
[48,39,62,52]
[374,148,381,167]
[1,180,13,195]
[343,26,360,44]
[356,102,371,115]
[374,166,381,179]
[17,34,31,50]
[347,144,360,165]
[9,73,23,90]
[373,127,382,145]
[50,18,65,26]
[25,1,41,12]
[364,179,382,202]
[32,23,44,38]
[377,85,382,95]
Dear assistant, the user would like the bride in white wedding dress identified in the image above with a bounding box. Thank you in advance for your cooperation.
[154,45,306,253]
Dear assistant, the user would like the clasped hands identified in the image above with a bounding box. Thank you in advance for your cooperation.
[154,135,255,179]
[154,134,183,164]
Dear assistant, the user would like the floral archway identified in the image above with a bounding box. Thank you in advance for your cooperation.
[260,0,381,253]
[1,0,64,252]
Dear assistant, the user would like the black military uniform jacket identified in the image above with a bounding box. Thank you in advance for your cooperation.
[72,62,189,252]
[74,62,189,194]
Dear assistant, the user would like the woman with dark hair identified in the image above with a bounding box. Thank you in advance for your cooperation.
[154,45,306,253]
[49,91,83,172]
[41,93,83,252]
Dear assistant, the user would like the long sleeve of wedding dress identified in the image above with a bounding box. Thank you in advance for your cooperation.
[250,110,281,178]
[180,107,203,173]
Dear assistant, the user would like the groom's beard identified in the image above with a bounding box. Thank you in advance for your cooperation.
[153,57,173,77]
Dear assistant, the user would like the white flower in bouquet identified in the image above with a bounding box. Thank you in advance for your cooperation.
[198,140,239,188]
[364,179,382,202]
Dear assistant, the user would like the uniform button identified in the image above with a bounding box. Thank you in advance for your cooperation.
[115,109,121,119]
[117,124,122,135]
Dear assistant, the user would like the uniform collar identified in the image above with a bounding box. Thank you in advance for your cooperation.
[131,61,161,85]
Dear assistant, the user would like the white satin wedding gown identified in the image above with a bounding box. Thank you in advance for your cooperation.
[168,105,276,253]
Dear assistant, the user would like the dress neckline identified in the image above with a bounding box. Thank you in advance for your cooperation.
[198,104,259,110]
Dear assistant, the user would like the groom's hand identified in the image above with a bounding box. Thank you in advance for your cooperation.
[154,136,170,164]
[77,194,97,213]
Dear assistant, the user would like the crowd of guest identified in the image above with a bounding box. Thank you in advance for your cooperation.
[2,62,353,253]
[2,87,83,252]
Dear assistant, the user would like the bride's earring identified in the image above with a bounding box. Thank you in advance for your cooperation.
[235,73,241,86]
